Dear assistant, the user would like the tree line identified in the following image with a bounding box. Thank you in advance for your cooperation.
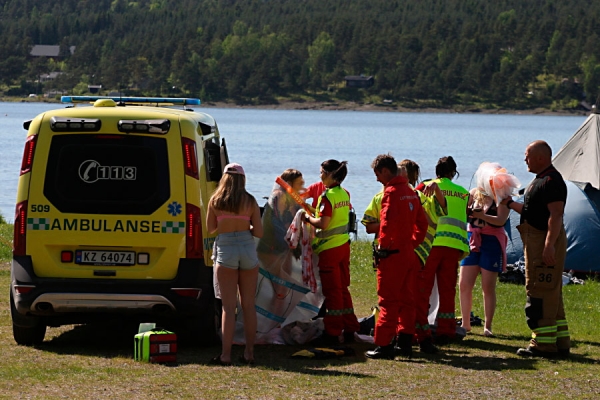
[1,0,600,109]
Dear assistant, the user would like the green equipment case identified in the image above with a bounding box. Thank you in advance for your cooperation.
[134,329,177,363]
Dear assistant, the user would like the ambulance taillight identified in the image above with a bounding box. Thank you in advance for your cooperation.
[182,138,199,179]
[13,200,27,256]
[186,203,203,259]
[20,135,38,175]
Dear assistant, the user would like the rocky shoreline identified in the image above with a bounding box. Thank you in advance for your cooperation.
[2,97,590,116]
[199,100,589,116]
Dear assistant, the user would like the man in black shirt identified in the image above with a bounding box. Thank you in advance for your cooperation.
[502,140,570,358]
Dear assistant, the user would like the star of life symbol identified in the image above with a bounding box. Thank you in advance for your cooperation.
[168,201,182,216]
[78,160,137,183]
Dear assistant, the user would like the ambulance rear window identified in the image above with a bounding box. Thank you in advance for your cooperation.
[43,134,170,215]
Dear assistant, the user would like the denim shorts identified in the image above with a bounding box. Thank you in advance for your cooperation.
[461,234,503,273]
[213,231,258,270]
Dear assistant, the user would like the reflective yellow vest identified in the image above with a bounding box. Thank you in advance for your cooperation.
[312,186,350,254]
[415,190,447,265]
[431,177,469,258]
[360,190,383,246]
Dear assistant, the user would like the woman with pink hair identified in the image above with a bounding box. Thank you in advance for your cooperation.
[459,162,520,337]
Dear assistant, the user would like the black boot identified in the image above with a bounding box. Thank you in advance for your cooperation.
[365,344,395,359]
[343,330,356,343]
[394,333,413,358]
[419,337,439,354]
[310,332,339,346]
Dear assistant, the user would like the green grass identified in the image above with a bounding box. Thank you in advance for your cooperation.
[0,229,599,399]
[0,224,12,261]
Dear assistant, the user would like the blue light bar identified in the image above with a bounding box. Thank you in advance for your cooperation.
[61,96,201,105]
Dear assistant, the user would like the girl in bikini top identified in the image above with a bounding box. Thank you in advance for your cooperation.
[206,162,262,238]
[216,214,251,222]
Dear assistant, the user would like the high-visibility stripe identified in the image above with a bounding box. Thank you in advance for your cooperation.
[414,190,445,264]
[533,326,557,334]
[438,216,468,231]
[415,246,429,262]
[315,224,349,238]
[533,335,557,344]
[436,231,470,246]
[431,178,469,256]
[312,186,350,254]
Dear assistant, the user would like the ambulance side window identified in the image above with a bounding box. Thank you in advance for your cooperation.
[203,139,222,182]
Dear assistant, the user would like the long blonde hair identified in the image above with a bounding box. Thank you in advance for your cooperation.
[472,189,487,207]
[209,173,254,213]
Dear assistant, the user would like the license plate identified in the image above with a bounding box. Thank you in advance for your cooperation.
[75,250,135,266]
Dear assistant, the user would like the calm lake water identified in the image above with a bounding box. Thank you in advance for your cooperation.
[0,102,585,235]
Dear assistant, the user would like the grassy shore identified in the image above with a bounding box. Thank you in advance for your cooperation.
[0,226,599,399]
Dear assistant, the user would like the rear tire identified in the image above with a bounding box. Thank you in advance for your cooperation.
[10,291,46,346]
[12,323,46,346]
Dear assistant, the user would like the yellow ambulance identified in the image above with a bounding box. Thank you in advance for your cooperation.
[11,96,227,345]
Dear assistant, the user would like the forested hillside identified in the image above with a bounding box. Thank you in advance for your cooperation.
[1,0,600,109]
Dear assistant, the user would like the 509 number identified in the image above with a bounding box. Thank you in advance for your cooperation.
[31,204,50,212]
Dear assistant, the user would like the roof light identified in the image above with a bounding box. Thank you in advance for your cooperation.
[61,96,201,106]
[50,117,101,132]
[118,119,170,134]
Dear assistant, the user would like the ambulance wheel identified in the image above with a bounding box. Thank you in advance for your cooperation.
[10,291,46,346]
[12,322,46,346]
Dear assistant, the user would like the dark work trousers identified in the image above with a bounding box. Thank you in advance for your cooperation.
[518,222,570,353]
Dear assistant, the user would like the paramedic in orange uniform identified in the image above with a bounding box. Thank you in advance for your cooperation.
[365,154,428,359]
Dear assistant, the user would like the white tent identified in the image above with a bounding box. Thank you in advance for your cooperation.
[553,111,600,190]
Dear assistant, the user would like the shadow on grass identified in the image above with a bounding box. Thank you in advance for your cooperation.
[185,342,375,378]
[39,323,374,377]
[413,336,598,370]
[571,339,600,350]
[38,323,597,375]
[40,322,139,358]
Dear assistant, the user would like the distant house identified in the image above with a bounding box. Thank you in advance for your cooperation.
[44,90,67,98]
[39,72,64,82]
[344,75,374,88]
[88,85,102,94]
[30,45,76,58]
